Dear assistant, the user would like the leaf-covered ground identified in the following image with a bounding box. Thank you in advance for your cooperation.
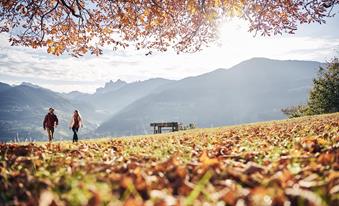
[1,113,338,206]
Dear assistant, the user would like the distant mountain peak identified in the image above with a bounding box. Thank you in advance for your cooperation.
[0,82,11,87]
[242,57,321,65]
[20,82,41,89]
[115,79,125,83]
[0,82,11,93]
[96,79,128,94]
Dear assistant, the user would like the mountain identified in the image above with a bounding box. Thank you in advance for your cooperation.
[61,91,90,100]
[96,58,322,136]
[95,79,127,94]
[0,58,324,140]
[89,78,172,115]
[0,82,11,92]
[65,78,174,121]
[0,77,173,141]
[21,82,42,89]
[0,84,97,142]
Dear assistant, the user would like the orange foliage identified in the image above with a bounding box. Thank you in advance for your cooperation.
[0,0,338,56]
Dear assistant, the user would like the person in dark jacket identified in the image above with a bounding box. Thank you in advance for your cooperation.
[43,108,58,142]
[69,110,82,143]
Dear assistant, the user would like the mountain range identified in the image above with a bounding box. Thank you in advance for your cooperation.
[0,58,322,141]
[0,83,98,142]
[62,78,173,121]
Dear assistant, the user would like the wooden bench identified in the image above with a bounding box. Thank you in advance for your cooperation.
[150,122,179,134]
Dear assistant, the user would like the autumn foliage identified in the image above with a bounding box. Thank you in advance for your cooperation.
[0,0,338,56]
[0,113,338,205]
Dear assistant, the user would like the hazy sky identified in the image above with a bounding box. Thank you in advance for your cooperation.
[0,15,338,93]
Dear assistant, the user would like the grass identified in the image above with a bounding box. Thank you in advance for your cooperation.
[0,113,338,206]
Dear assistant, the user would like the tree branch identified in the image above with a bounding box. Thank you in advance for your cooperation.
[59,0,82,18]
[40,2,59,41]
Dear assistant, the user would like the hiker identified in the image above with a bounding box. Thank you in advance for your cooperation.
[69,110,82,143]
[43,108,58,142]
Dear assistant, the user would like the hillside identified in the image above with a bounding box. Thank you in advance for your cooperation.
[0,84,97,141]
[63,78,173,119]
[0,58,323,140]
[97,58,322,136]
[0,113,338,205]
[0,82,11,92]
[0,78,173,141]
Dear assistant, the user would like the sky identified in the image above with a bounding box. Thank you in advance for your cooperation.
[0,14,339,93]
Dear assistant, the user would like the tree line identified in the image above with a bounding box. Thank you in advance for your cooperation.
[282,58,339,118]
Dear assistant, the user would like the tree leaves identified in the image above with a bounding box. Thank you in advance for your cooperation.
[0,113,338,205]
[0,0,338,56]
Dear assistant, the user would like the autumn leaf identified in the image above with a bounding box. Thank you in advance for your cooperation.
[199,151,219,168]
[0,0,338,56]
[0,113,338,205]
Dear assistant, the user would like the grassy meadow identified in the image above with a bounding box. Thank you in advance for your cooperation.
[0,113,338,206]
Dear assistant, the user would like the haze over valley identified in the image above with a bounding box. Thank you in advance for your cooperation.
[0,58,322,141]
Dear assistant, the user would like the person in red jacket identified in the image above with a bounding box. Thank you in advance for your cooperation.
[69,110,82,143]
[43,108,58,142]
